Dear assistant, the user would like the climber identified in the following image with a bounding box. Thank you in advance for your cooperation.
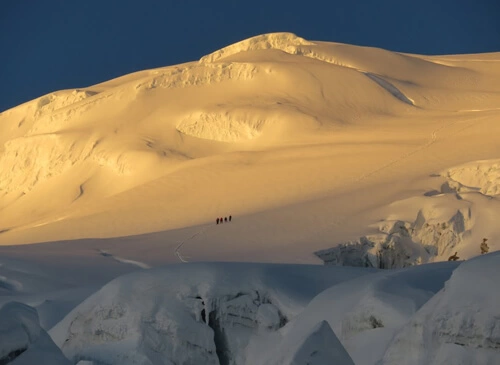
[480,238,489,255]
[216,218,219,225]
[448,252,459,261]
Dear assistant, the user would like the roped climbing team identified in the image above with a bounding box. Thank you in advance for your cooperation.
[216,215,232,224]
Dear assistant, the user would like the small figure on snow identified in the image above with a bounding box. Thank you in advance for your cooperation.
[229,215,232,222]
[480,238,489,255]
[220,217,223,224]
[216,218,219,225]
[224,217,228,222]
[448,252,459,261]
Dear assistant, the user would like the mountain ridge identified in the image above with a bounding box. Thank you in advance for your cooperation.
[0,33,499,267]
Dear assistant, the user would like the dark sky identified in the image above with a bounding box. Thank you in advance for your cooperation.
[1,0,499,112]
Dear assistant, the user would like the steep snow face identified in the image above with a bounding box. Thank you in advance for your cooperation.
[0,134,91,195]
[49,263,371,365]
[176,109,266,142]
[266,262,458,365]
[382,252,500,365]
[270,320,355,365]
[136,61,260,91]
[315,159,500,268]
[33,90,99,119]
[199,32,315,63]
[0,302,71,365]
[315,208,472,269]
[443,159,500,197]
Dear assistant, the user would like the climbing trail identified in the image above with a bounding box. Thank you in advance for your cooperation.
[174,224,211,263]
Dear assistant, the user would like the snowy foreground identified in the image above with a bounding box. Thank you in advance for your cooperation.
[1,255,500,364]
[1,33,500,363]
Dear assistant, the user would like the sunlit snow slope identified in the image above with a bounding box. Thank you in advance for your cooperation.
[1,32,499,264]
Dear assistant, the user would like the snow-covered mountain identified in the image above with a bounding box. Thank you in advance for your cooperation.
[1,33,500,364]
[1,32,499,265]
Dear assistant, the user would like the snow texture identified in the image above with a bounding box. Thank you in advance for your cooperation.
[315,210,472,269]
[265,262,459,365]
[314,162,500,268]
[273,320,355,365]
[50,263,371,365]
[2,33,500,253]
[0,33,500,365]
[382,251,500,365]
[0,301,70,365]
[442,159,500,197]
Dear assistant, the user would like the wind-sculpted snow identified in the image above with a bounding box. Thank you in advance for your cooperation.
[33,90,99,119]
[382,252,500,365]
[0,134,80,195]
[200,32,315,63]
[0,132,155,197]
[136,62,259,91]
[176,110,266,142]
[0,90,100,135]
[316,206,473,269]
[268,262,458,365]
[50,263,371,365]
[270,320,355,365]
[0,302,71,365]
[0,89,101,142]
[314,158,500,268]
[442,159,500,197]
[200,33,497,111]
[316,156,500,270]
